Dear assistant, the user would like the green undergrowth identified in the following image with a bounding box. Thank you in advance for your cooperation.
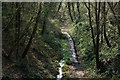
[3,25,71,78]
[25,28,70,78]
[69,21,120,79]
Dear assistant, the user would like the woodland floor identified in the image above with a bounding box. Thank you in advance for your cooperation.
[64,49,89,78]
[3,30,89,79]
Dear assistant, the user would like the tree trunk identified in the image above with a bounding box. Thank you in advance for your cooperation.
[95,2,101,70]
[57,2,62,12]
[118,2,120,53]
[41,15,46,35]
[68,2,74,22]
[108,2,120,35]
[15,2,21,60]
[22,3,42,58]
[84,2,96,55]
[71,3,76,21]
[103,2,111,48]
[15,2,20,41]
[41,3,51,35]
[7,3,21,59]
[76,2,80,23]
[7,17,33,59]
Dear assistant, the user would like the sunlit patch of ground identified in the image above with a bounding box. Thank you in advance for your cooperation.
[65,63,89,78]
[62,38,89,78]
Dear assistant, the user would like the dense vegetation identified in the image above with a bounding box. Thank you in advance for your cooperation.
[2,2,120,79]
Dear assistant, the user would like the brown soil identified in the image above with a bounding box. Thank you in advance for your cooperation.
[65,53,89,78]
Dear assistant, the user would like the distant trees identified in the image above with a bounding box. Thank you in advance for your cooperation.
[82,2,119,70]
[2,2,120,72]
[2,2,59,61]
[108,2,120,54]
[84,2,101,70]
[67,2,81,23]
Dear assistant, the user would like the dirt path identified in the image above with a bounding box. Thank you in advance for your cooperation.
[65,53,89,78]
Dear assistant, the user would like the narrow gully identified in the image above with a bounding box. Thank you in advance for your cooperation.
[56,32,78,80]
